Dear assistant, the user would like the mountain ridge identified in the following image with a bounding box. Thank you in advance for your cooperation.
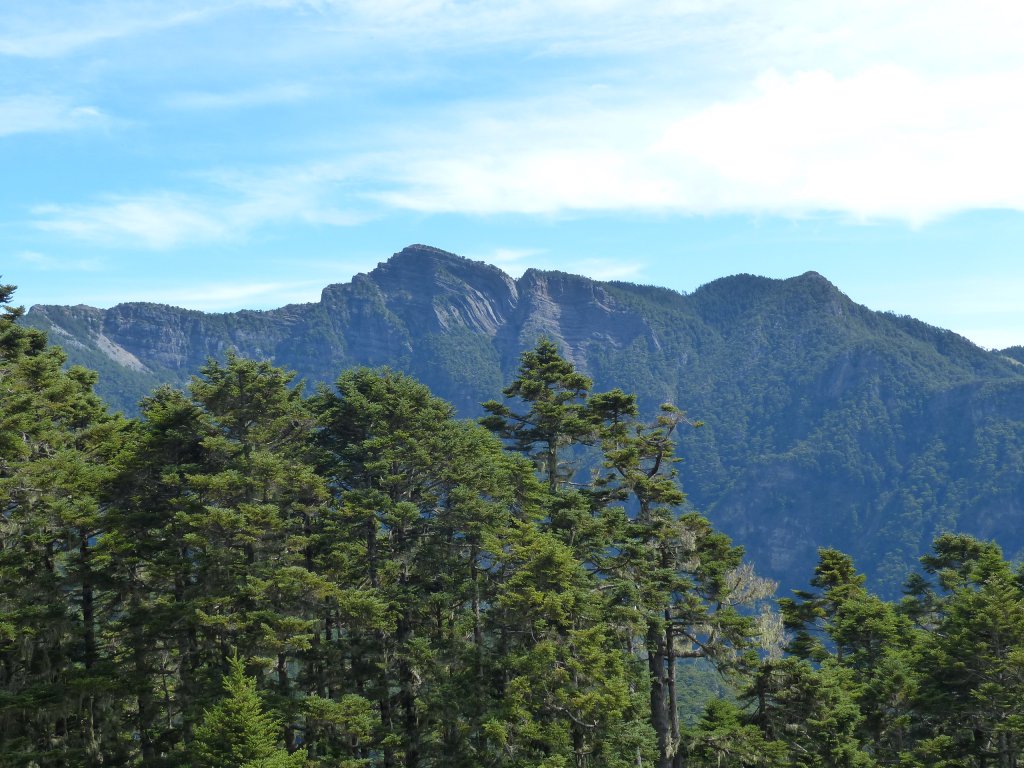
[23,244,1024,594]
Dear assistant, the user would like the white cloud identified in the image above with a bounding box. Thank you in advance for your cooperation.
[31,165,364,249]
[229,0,1024,78]
[16,250,102,271]
[467,247,545,277]
[654,66,1024,222]
[6,1,1024,74]
[42,50,1024,241]
[14,0,1024,230]
[33,195,230,249]
[0,96,107,137]
[358,63,1024,223]
[165,83,313,110]
[468,248,644,283]
[487,247,544,264]
[252,1,1024,224]
[0,4,226,58]
[159,280,322,309]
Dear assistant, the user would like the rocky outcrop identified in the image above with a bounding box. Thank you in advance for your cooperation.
[23,244,1024,596]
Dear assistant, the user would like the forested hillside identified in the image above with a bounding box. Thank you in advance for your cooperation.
[6,283,1024,767]
[23,246,1024,595]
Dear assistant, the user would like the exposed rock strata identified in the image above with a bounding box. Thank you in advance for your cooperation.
[24,244,1024,595]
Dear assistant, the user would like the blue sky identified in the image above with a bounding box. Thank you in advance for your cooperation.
[3,1,1024,348]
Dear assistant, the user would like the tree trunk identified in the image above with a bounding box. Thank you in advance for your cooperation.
[647,621,674,768]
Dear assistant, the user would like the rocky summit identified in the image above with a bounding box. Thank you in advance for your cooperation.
[24,244,1024,594]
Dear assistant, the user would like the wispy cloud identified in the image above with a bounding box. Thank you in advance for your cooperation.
[358,62,1024,223]
[33,194,231,249]
[228,0,1024,77]
[0,96,107,137]
[156,280,324,310]
[14,0,1024,233]
[38,49,1024,243]
[16,250,103,271]
[31,165,365,248]
[165,83,313,110]
[0,4,227,58]
[470,247,545,276]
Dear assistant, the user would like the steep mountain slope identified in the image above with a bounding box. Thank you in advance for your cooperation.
[24,244,1024,593]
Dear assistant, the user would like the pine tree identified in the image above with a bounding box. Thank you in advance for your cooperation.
[191,652,305,768]
[481,338,594,493]
[748,658,875,768]
[182,353,332,751]
[588,392,778,768]
[780,549,918,765]
[908,535,1024,768]
[313,367,538,766]
[485,342,776,768]
[0,282,131,765]
[100,385,213,761]
[683,698,788,767]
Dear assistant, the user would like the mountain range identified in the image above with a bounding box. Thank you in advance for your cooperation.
[24,244,1024,594]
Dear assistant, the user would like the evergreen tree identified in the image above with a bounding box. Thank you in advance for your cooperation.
[313,367,550,766]
[487,518,649,768]
[682,698,788,767]
[485,342,776,768]
[0,282,130,765]
[100,385,213,762]
[748,658,875,767]
[907,534,1024,768]
[183,353,332,752]
[780,549,918,764]
[191,652,305,768]
[481,338,594,493]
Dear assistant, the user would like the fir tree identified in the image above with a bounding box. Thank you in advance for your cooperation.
[0,282,131,765]
[481,338,594,493]
[191,652,305,768]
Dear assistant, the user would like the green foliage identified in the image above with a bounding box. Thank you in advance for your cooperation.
[749,658,875,767]
[10,279,1024,768]
[1,282,132,764]
[683,698,788,767]
[484,341,776,768]
[906,535,1024,767]
[191,653,305,768]
[481,337,595,492]
[23,258,1024,601]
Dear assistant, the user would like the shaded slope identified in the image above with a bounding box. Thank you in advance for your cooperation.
[24,245,1024,593]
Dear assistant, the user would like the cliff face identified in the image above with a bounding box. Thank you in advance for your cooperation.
[24,244,1024,594]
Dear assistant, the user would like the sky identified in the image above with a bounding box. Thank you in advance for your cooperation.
[3,1,1024,349]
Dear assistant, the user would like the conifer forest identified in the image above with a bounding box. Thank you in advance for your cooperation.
[5,279,1024,768]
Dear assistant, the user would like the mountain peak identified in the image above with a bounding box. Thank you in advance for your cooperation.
[791,270,839,290]
[388,243,464,264]
[367,244,513,284]
[22,244,1024,597]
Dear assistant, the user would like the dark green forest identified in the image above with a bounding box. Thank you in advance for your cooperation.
[27,248,1024,599]
[5,280,1024,768]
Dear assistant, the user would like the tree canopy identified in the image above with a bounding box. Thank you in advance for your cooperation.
[4,295,1024,768]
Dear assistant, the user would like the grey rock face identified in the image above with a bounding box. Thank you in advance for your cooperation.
[23,244,1024,595]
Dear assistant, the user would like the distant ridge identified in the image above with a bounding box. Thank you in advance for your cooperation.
[24,244,1024,594]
